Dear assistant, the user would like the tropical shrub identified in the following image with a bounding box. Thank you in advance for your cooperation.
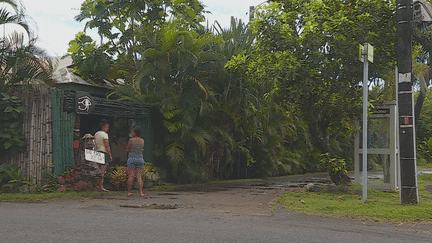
[0,164,36,193]
[109,165,128,189]
[0,163,13,189]
[320,152,350,185]
[41,163,59,192]
[0,93,27,155]
[142,162,160,181]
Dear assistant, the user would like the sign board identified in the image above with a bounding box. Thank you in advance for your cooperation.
[398,72,412,83]
[85,149,105,164]
[75,91,96,115]
[359,44,365,63]
[372,108,391,115]
[359,43,373,63]
[367,43,373,63]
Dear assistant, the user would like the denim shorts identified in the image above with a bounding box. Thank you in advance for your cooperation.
[127,154,145,169]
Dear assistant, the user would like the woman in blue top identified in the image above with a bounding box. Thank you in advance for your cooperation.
[125,126,146,197]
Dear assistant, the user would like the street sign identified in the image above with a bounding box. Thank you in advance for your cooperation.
[367,43,373,63]
[359,44,365,63]
[359,43,373,63]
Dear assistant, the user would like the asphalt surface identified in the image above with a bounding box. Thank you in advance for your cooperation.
[1,173,432,242]
[1,199,431,243]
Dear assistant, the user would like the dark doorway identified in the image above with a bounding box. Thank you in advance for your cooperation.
[79,115,130,166]
[80,114,110,136]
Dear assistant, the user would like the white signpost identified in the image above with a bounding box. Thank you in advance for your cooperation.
[85,149,105,164]
[359,43,373,203]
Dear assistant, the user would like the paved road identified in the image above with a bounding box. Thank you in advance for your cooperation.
[0,202,431,243]
[1,180,432,243]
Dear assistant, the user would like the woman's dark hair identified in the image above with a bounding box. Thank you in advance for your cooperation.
[100,119,109,129]
[132,126,142,137]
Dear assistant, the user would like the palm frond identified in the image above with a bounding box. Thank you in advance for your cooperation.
[166,141,184,166]
[190,128,212,152]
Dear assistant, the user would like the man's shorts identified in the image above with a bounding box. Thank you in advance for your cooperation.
[103,152,110,165]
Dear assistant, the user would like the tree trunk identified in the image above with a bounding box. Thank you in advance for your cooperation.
[313,119,336,157]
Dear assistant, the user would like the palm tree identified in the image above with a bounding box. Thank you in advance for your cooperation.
[111,22,224,182]
[0,0,54,157]
[0,32,54,92]
[0,0,30,37]
[213,17,255,59]
[0,0,54,93]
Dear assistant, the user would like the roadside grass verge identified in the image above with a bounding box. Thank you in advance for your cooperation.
[271,174,432,223]
[0,180,215,202]
[0,184,184,202]
[0,190,106,202]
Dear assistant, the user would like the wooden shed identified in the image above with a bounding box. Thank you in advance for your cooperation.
[3,59,153,186]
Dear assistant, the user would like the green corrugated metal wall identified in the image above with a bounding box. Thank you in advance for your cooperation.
[137,117,153,163]
[51,90,75,176]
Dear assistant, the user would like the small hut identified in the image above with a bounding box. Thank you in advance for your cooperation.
[3,57,153,187]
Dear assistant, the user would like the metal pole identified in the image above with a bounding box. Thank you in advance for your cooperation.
[396,67,401,191]
[362,53,368,203]
[396,0,419,204]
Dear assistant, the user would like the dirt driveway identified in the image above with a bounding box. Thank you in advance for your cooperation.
[33,172,432,237]
[49,174,330,216]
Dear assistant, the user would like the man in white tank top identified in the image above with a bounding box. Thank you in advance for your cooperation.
[94,119,112,192]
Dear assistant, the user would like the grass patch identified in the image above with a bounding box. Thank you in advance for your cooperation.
[0,190,106,202]
[271,174,432,223]
[151,184,178,191]
[417,158,432,168]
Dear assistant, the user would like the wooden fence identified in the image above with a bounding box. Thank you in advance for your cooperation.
[3,92,53,186]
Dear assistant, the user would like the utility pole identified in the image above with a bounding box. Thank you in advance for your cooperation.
[396,0,419,204]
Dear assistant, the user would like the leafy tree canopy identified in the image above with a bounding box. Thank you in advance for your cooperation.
[68,0,208,84]
[228,0,397,158]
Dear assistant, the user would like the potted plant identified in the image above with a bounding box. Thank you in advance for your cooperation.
[142,162,160,188]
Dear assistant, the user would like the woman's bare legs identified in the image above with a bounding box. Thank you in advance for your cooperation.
[136,169,146,197]
[127,168,136,196]
[99,164,108,191]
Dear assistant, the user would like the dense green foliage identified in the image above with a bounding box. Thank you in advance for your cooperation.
[70,0,398,183]
[0,93,27,155]
[226,0,397,175]
[412,0,432,166]
[416,89,432,165]
[246,0,395,153]
[0,0,54,158]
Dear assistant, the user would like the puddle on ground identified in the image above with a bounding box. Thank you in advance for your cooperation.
[119,203,179,210]
[81,205,113,211]
[157,192,179,195]
[94,197,129,200]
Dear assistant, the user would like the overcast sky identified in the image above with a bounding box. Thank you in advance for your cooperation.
[4,0,265,57]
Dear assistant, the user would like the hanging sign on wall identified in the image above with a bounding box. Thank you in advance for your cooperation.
[75,91,96,115]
